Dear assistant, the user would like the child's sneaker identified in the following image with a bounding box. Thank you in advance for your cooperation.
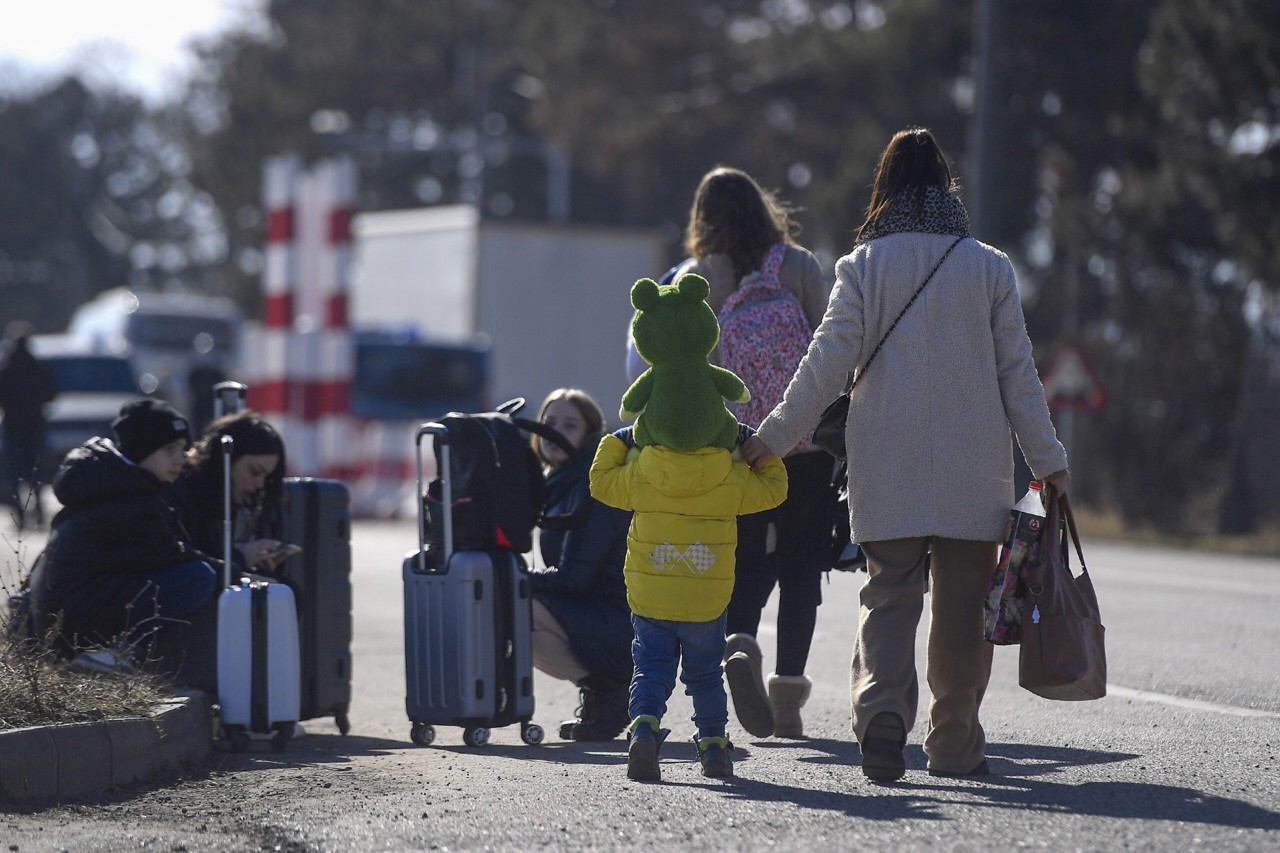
[70,645,137,676]
[626,716,663,781]
[696,735,735,778]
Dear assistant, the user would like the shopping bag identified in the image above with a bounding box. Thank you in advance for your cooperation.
[983,485,1048,645]
[1018,492,1107,700]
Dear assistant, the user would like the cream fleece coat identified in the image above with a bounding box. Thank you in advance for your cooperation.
[756,232,1068,544]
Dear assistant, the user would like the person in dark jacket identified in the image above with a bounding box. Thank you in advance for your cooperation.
[31,398,218,674]
[166,410,289,577]
[528,388,633,741]
[0,321,57,529]
[146,410,289,692]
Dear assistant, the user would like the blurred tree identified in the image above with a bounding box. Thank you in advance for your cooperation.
[0,78,225,333]
[174,0,1279,530]
[1009,0,1279,532]
[183,0,978,299]
[182,0,544,310]
[516,0,973,256]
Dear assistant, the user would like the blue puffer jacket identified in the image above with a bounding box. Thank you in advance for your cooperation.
[531,437,633,682]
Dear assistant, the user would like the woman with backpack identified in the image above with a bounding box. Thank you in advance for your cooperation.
[673,166,835,740]
[528,388,633,741]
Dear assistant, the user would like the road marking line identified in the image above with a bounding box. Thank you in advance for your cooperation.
[1109,685,1280,719]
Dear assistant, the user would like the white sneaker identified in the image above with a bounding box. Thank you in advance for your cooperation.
[70,647,137,676]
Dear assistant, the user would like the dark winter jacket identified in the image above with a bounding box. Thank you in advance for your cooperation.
[531,437,633,682]
[0,342,56,434]
[166,465,254,575]
[32,437,199,648]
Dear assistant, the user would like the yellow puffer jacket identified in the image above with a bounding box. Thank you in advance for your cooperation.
[590,435,788,622]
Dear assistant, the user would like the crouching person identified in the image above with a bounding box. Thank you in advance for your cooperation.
[31,398,218,674]
[528,388,634,742]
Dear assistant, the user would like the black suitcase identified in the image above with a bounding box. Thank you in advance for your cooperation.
[403,421,542,748]
[275,477,354,734]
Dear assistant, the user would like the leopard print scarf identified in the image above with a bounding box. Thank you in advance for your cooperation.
[858,185,971,243]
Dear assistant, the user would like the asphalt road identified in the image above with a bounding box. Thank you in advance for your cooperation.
[2,517,1278,852]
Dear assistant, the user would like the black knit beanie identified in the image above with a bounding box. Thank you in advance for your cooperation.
[113,398,191,463]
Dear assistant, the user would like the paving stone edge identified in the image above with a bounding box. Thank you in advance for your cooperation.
[0,688,212,804]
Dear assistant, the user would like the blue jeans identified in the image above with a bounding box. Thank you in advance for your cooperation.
[127,560,219,648]
[629,610,729,739]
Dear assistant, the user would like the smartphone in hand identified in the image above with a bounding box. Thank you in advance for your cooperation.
[268,543,303,561]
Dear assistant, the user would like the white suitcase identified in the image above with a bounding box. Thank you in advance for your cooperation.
[213,432,301,751]
[217,580,301,750]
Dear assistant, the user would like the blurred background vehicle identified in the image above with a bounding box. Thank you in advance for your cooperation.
[67,288,243,419]
[23,334,143,483]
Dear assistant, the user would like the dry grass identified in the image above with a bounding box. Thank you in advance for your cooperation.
[0,633,172,730]
[1,521,171,732]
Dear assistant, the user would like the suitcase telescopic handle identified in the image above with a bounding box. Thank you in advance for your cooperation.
[416,423,451,570]
[213,381,248,420]
[221,434,235,589]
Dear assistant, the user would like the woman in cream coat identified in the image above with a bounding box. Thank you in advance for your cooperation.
[743,128,1069,782]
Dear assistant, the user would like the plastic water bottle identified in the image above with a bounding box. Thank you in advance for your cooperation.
[1014,480,1046,518]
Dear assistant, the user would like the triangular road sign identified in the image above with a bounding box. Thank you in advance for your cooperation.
[1041,344,1107,411]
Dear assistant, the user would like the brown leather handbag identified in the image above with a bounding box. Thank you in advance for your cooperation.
[1018,492,1107,700]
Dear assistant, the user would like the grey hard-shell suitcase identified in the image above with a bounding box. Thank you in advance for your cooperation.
[402,421,543,747]
[276,477,353,734]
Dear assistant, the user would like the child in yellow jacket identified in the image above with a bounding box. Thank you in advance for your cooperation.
[590,273,788,781]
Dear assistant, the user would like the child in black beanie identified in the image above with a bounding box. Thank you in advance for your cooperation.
[30,397,219,674]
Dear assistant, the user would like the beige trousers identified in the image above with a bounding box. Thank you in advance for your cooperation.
[531,598,589,684]
[851,537,997,773]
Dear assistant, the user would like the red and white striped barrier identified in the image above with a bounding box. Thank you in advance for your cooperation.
[250,154,301,452]
[349,419,425,519]
[249,154,359,484]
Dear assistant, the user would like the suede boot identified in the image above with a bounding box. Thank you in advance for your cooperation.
[767,674,812,738]
[724,633,774,738]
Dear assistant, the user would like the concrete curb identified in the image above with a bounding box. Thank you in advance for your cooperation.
[0,689,212,804]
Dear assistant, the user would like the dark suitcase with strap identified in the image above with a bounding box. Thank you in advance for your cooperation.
[275,477,354,734]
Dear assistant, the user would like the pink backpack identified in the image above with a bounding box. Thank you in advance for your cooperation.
[716,243,815,446]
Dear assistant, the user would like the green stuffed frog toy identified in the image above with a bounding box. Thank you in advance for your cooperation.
[622,273,748,451]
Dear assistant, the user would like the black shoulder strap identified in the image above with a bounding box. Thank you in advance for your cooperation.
[858,236,965,381]
[512,417,577,459]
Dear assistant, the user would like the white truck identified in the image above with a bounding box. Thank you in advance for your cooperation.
[66,287,244,421]
[350,205,666,423]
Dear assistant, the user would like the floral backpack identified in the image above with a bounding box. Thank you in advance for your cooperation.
[716,243,815,449]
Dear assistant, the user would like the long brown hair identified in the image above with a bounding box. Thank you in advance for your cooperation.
[684,166,795,282]
[531,387,605,468]
[855,128,957,243]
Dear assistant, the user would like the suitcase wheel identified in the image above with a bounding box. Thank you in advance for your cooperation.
[336,711,351,736]
[462,726,490,747]
[521,723,545,746]
[410,723,436,746]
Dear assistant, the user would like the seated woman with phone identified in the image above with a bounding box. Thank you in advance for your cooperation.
[167,410,292,577]
[145,410,293,691]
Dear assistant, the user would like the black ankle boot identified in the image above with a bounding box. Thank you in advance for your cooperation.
[569,675,629,742]
[559,679,597,740]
